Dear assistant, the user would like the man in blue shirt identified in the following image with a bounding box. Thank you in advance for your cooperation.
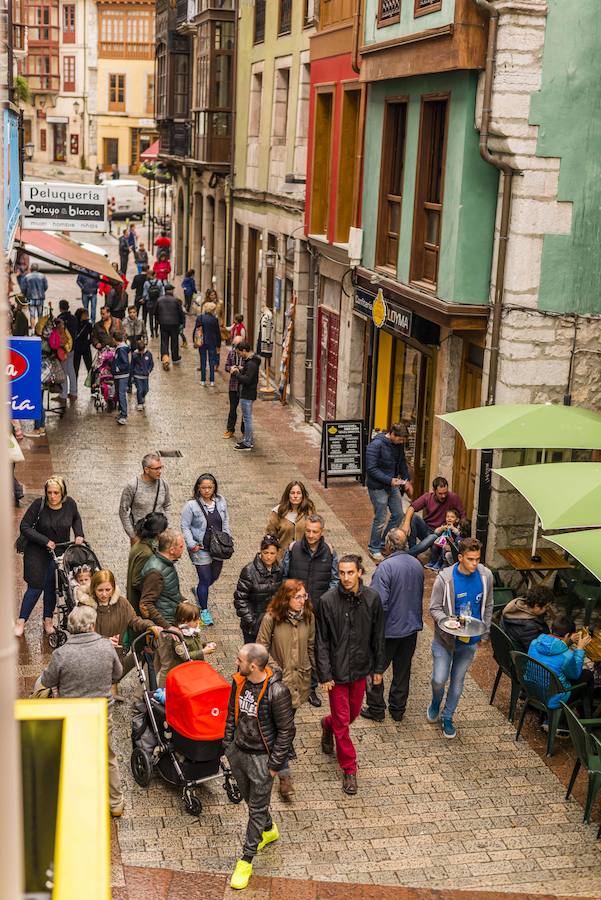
[428,538,494,739]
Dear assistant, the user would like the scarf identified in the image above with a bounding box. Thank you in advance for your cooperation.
[286,609,303,626]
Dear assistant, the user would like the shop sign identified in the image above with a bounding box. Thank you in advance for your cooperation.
[7,337,42,418]
[319,419,365,488]
[21,181,107,232]
[4,107,21,254]
[354,287,412,338]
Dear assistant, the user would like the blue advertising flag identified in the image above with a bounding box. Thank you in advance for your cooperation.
[7,337,42,419]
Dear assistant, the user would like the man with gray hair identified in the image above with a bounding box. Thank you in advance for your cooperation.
[37,606,125,816]
[139,529,185,627]
[224,643,295,891]
[360,528,424,724]
[119,452,172,542]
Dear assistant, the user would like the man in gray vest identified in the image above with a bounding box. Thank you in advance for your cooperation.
[139,529,185,627]
[119,452,172,543]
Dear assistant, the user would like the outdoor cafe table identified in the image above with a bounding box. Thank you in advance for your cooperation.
[498,546,574,592]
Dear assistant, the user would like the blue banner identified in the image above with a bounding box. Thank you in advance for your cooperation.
[4,108,21,255]
[7,338,42,419]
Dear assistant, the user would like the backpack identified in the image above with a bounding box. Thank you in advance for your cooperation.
[147,282,161,307]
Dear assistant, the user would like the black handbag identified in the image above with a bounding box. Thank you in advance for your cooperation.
[197,501,234,561]
[15,498,44,554]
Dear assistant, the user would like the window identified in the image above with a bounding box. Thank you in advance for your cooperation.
[309,90,334,235]
[415,0,442,17]
[254,0,265,44]
[335,88,361,245]
[27,2,59,43]
[40,128,47,152]
[63,55,75,91]
[156,43,167,118]
[410,97,448,289]
[278,0,292,34]
[378,0,401,26]
[98,7,154,59]
[174,54,189,117]
[248,72,263,138]
[271,68,290,145]
[62,3,75,42]
[293,62,310,175]
[376,100,407,270]
[145,74,155,116]
[108,74,126,112]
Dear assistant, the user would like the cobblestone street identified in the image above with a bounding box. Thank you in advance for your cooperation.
[11,253,601,896]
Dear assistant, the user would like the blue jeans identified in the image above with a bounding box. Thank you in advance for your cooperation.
[407,515,437,557]
[116,377,128,418]
[82,292,97,322]
[367,486,404,554]
[194,560,223,611]
[200,347,217,383]
[431,638,477,719]
[34,403,46,430]
[19,558,56,620]
[240,398,253,447]
[134,376,149,406]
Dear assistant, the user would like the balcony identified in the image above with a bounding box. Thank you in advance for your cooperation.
[98,40,154,60]
[192,111,231,166]
[193,0,234,14]
[319,0,354,30]
[12,22,27,57]
[21,71,60,92]
[159,121,191,159]
[27,24,59,45]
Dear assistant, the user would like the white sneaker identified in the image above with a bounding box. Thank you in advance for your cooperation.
[200,381,206,387]
[137,404,144,411]
[209,382,215,387]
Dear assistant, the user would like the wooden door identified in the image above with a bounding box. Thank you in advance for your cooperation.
[103,137,118,170]
[454,354,483,517]
[315,306,339,423]
[246,228,260,346]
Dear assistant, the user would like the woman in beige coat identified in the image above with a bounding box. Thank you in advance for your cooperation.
[265,480,316,558]
[257,578,315,802]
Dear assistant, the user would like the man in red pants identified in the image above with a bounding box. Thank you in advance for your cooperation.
[316,555,386,795]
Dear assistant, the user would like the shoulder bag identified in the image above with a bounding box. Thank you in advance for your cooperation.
[197,501,234,561]
[129,477,161,528]
[15,497,44,554]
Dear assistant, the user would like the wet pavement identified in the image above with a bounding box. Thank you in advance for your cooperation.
[12,244,601,897]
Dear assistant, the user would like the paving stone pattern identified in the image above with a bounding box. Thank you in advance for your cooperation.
[14,251,601,895]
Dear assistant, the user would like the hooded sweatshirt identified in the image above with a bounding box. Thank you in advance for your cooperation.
[429,563,494,653]
[527,633,585,709]
[501,598,549,652]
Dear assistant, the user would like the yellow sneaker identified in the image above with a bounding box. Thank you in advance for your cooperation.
[257,821,279,851]
[230,859,253,890]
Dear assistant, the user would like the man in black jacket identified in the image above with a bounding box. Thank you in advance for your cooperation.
[282,514,339,707]
[156,284,185,369]
[118,228,130,275]
[316,555,385,795]
[225,643,295,891]
[230,342,261,451]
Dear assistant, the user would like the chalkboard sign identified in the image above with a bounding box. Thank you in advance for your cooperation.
[319,420,365,488]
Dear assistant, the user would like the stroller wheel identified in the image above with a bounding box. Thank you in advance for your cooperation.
[183,789,202,816]
[131,748,152,787]
[224,778,242,805]
[48,629,67,650]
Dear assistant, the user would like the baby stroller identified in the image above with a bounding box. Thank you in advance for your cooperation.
[90,347,116,412]
[130,631,242,815]
[48,541,102,649]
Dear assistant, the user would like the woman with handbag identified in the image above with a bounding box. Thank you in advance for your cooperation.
[15,476,85,637]
[233,535,283,644]
[181,473,232,626]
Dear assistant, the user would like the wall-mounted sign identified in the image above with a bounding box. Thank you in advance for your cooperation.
[21,181,107,232]
[7,337,42,419]
[353,287,412,338]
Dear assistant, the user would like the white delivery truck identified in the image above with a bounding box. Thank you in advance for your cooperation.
[106,180,145,220]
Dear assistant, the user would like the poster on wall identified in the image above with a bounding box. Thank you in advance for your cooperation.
[21,182,107,232]
[7,337,42,419]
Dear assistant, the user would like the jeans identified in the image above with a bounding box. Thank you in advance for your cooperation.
[322,679,366,774]
[199,347,217,383]
[240,398,254,447]
[431,638,477,719]
[34,403,46,430]
[107,711,124,811]
[136,264,144,274]
[134,376,149,406]
[226,745,274,861]
[119,253,129,275]
[60,351,77,399]
[160,325,180,362]
[116,377,128,419]
[227,390,242,433]
[19,558,56,620]
[367,487,404,554]
[194,560,223,610]
[365,632,418,719]
[407,516,437,557]
[82,292,97,322]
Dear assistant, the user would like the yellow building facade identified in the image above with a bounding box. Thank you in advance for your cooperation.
[95,1,157,173]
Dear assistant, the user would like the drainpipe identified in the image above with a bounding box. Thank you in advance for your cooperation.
[351,0,364,75]
[473,0,521,554]
[225,0,239,322]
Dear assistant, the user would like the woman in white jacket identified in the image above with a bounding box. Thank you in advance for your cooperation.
[181,473,231,626]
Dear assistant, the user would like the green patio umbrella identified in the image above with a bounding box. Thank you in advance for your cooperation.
[493,463,601,530]
[546,530,601,584]
[439,404,601,450]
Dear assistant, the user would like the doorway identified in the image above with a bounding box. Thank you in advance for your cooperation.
[192,193,203,282]
[103,137,118,171]
[53,124,67,162]
[454,343,484,517]
[315,305,339,423]
[234,222,243,316]
[246,228,261,346]
[176,188,185,275]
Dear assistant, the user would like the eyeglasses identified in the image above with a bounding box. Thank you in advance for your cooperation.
[293,593,308,601]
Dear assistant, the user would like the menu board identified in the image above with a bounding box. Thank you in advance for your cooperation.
[319,420,365,487]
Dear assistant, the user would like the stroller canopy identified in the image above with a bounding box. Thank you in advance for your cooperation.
[61,542,101,575]
[165,661,230,742]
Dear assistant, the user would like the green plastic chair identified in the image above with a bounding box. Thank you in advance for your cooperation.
[489,623,520,721]
[560,702,601,825]
[572,583,601,626]
[493,586,515,614]
[510,651,592,757]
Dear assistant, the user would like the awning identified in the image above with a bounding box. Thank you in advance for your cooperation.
[15,228,120,283]
[141,140,160,161]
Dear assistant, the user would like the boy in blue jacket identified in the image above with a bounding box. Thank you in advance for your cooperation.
[111,336,131,425]
[182,269,197,312]
[528,616,591,709]
[131,339,154,411]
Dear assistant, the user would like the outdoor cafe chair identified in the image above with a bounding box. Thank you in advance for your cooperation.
[490,623,520,721]
[560,701,601,826]
[511,651,592,757]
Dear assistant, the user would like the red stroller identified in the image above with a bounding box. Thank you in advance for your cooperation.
[90,347,116,412]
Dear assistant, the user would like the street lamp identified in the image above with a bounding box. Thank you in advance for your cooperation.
[72,100,80,117]
[24,142,34,161]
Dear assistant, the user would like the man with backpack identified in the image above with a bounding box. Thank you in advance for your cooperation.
[156,283,185,370]
[142,272,163,338]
